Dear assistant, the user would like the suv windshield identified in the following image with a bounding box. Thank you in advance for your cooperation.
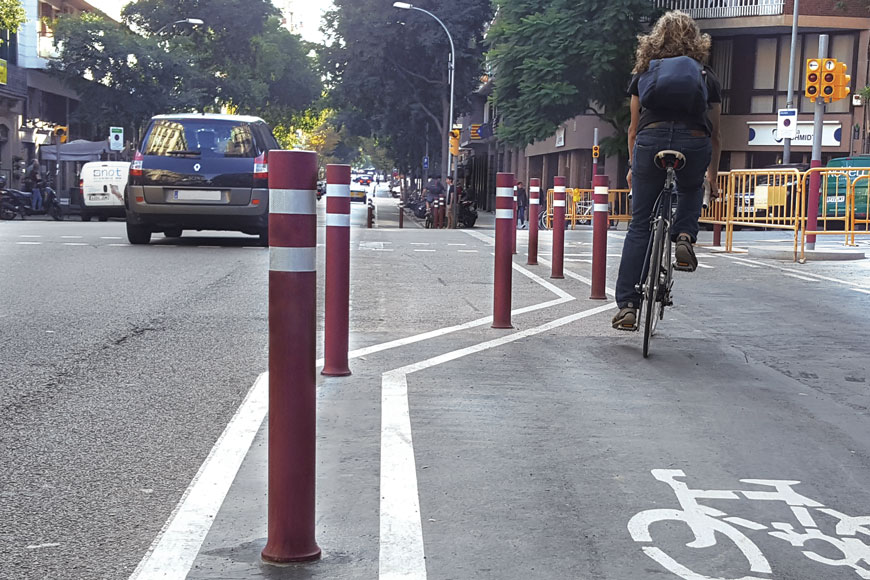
[142,119,259,158]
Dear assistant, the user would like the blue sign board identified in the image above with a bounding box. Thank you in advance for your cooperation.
[423,156,429,170]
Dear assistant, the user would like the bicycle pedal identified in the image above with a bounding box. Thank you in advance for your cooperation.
[673,261,695,272]
[616,323,638,332]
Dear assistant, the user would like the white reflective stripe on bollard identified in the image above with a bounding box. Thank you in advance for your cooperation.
[495,209,514,219]
[326,184,351,197]
[530,187,540,193]
[554,186,566,193]
[270,189,317,215]
[496,187,514,198]
[553,200,566,207]
[269,247,317,272]
[594,204,610,212]
[529,199,540,205]
[594,186,608,195]
[326,213,351,227]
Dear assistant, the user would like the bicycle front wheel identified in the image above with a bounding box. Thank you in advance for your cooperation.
[643,216,665,358]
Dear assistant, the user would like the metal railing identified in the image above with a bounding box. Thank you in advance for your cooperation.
[655,0,784,18]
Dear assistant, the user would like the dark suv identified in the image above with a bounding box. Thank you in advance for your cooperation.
[125,113,279,245]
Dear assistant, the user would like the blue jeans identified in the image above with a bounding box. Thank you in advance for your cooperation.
[615,128,712,307]
[517,205,526,225]
[31,187,43,211]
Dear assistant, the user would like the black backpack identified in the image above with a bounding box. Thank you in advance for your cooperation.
[638,56,708,117]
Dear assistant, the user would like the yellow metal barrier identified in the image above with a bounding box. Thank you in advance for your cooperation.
[699,172,729,227]
[852,174,870,243]
[725,169,803,258]
[799,167,870,260]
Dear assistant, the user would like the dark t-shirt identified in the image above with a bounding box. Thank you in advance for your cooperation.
[627,64,722,135]
[516,186,528,208]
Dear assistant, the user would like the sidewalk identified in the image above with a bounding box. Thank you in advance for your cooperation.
[132,199,870,580]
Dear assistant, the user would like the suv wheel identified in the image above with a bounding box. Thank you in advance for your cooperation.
[127,222,152,245]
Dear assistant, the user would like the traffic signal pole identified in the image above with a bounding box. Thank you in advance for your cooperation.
[806,34,829,251]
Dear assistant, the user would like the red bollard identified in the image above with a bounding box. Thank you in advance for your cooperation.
[440,194,447,228]
[493,172,515,329]
[433,198,441,229]
[322,164,352,377]
[262,150,321,564]
[512,187,518,255]
[528,178,540,265]
[713,223,721,247]
[551,176,566,279]
[590,174,609,300]
[399,200,404,229]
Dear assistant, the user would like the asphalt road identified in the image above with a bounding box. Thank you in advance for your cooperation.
[0,199,370,580]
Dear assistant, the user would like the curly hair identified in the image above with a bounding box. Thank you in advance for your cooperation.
[633,11,712,74]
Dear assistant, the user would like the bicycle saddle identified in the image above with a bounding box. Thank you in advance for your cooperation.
[654,150,686,171]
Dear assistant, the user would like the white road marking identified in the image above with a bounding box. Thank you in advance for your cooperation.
[782,272,817,281]
[108,244,129,247]
[16,242,41,245]
[26,543,60,549]
[535,255,617,298]
[447,243,466,246]
[735,262,760,268]
[410,242,430,246]
[696,263,714,269]
[511,260,573,300]
[458,250,478,253]
[413,249,436,253]
[19,235,42,238]
[61,236,83,239]
[379,302,614,579]
[128,373,268,580]
[721,254,870,290]
[853,288,870,295]
[565,259,592,263]
[100,236,123,240]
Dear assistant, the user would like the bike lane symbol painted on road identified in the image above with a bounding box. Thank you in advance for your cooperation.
[628,469,870,579]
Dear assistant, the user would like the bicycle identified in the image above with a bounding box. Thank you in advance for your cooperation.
[635,149,686,358]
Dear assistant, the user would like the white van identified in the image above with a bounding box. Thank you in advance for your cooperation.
[79,161,130,221]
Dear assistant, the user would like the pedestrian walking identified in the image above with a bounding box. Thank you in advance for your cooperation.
[26,158,43,211]
[516,181,528,229]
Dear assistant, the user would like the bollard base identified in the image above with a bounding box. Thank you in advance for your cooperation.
[589,293,607,300]
[262,547,322,565]
[527,260,538,266]
[491,323,514,329]
[550,275,564,280]
[321,368,352,377]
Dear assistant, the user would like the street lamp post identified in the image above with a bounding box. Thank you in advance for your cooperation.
[154,18,204,36]
[393,2,459,228]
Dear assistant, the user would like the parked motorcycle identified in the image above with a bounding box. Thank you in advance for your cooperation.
[458,199,478,228]
[0,176,64,221]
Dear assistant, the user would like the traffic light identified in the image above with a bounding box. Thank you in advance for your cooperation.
[820,58,837,102]
[54,125,68,144]
[834,61,851,102]
[449,129,460,156]
[592,145,600,159]
[805,59,821,100]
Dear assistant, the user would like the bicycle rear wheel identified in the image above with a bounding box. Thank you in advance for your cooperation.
[643,216,665,358]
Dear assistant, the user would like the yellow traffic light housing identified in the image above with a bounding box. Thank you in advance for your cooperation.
[592,145,600,159]
[805,59,821,101]
[449,129,460,156]
[834,61,851,102]
[54,125,68,144]
[820,58,837,102]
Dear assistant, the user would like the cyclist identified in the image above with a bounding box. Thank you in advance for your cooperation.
[612,11,722,330]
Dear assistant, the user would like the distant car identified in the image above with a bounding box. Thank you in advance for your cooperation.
[125,113,279,245]
[80,161,130,221]
[354,174,372,186]
[317,180,326,200]
[733,163,809,218]
[350,183,367,203]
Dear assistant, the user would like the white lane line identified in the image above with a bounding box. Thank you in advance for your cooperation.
[413,249,436,253]
[379,302,614,580]
[782,272,817,281]
[462,230,495,246]
[26,543,60,550]
[853,288,870,295]
[371,249,395,252]
[16,241,41,245]
[447,243,466,246]
[720,254,870,291]
[735,262,760,268]
[128,373,268,580]
[566,259,592,264]
[510,259,573,300]
[63,243,88,246]
[19,235,42,238]
[410,243,430,246]
[61,236,83,239]
[535,255,617,298]
[696,263,714,269]
[458,250,478,253]
[101,236,123,240]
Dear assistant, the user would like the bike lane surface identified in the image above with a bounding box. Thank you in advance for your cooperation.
[168,220,870,580]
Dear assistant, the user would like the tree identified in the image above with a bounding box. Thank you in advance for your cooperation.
[0,0,25,43]
[322,0,491,180]
[487,0,657,156]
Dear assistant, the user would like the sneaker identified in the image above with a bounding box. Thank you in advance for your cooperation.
[674,234,698,272]
[612,303,638,331]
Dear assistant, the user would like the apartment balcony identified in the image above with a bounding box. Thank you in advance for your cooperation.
[655,0,784,19]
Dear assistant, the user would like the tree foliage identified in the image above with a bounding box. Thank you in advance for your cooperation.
[0,0,25,41]
[50,0,321,141]
[322,0,491,177]
[487,0,657,153]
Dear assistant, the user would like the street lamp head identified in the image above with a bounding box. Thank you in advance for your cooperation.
[185,18,205,26]
[393,2,413,9]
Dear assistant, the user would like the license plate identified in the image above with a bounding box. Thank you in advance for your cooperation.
[89,194,109,201]
[174,190,222,201]
[827,195,845,203]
